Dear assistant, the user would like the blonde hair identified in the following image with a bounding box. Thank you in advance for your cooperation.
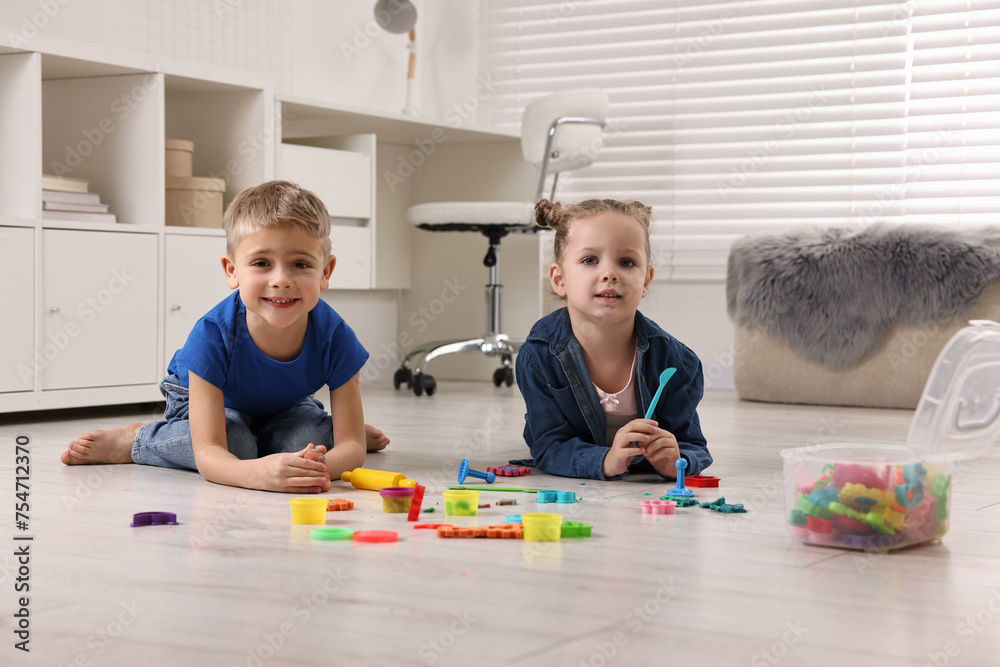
[223,180,331,256]
[535,198,653,265]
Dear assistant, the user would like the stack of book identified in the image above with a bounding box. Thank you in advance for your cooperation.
[42,175,117,223]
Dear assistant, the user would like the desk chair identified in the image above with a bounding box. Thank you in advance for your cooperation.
[394,88,609,396]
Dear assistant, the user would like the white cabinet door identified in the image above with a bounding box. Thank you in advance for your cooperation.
[41,230,158,390]
[164,234,232,364]
[0,227,35,393]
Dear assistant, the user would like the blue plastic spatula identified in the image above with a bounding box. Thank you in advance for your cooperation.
[645,367,676,419]
[632,367,676,447]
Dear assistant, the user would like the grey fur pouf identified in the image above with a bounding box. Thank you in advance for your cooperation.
[727,223,1000,369]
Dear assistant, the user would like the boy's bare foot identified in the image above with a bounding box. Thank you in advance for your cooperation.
[61,423,143,465]
[365,424,389,452]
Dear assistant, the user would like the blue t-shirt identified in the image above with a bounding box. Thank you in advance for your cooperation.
[167,292,369,415]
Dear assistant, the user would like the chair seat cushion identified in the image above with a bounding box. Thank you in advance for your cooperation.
[407,201,535,228]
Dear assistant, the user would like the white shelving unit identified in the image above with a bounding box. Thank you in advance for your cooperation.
[0,38,268,412]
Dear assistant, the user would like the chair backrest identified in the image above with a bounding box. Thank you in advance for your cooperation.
[520,88,609,174]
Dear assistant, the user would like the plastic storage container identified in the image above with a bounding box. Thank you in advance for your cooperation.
[380,486,414,513]
[521,513,563,542]
[781,320,1000,550]
[289,498,328,525]
[442,490,480,516]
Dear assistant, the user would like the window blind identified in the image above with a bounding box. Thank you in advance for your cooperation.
[477,0,1000,280]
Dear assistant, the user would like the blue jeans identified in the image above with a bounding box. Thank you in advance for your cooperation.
[131,374,333,470]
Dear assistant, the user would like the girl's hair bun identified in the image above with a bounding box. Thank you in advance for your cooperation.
[534,199,559,228]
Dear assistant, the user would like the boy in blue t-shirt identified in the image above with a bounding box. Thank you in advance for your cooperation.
[62,181,385,493]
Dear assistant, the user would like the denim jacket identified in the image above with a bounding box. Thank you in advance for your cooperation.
[515,307,712,480]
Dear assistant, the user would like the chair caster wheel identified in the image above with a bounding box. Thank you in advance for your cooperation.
[493,367,514,387]
[393,367,412,390]
[413,373,436,397]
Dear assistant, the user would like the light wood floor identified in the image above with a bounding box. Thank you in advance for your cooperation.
[2,382,999,667]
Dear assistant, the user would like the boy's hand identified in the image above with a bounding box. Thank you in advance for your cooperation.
[257,444,331,493]
[639,429,681,479]
[602,418,659,478]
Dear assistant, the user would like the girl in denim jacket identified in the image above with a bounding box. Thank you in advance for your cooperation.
[515,199,712,480]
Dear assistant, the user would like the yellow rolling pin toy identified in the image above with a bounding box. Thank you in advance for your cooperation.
[341,467,417,491]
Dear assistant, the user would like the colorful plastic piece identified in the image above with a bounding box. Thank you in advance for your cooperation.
[805,515,833,533]
[666,458,694,497]
[535,490,576,503]
[130,511,178,527]
[413,523,450,530]
[326,498,354,511]
[488,465,531,477]
[311,527,354,541]
[931,474,951,524]
[446,486,544,493]
[894,463,927,509]
[699,497,747,514]
[830,463,889,491]
[457,459,496,484]
[497,499,517,506]
[352,530,398,543]
[560,521,593,537]
[685,475,720,488]
[839,483,893,513]
[437,523,524,539]
[407,484,426,522]
[641,500,676,515]
[478,503,491,508]
[505,514,523,523]
[341,467,416,491]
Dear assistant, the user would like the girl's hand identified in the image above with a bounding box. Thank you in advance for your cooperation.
[257,444,331,493]
[639,430,681,478]
[603,418,660,478]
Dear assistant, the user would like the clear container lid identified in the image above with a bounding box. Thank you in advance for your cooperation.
[908,320,1000,463]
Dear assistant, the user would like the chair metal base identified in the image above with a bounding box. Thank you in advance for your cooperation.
[396,223,525,396]
[394,334,523,396]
